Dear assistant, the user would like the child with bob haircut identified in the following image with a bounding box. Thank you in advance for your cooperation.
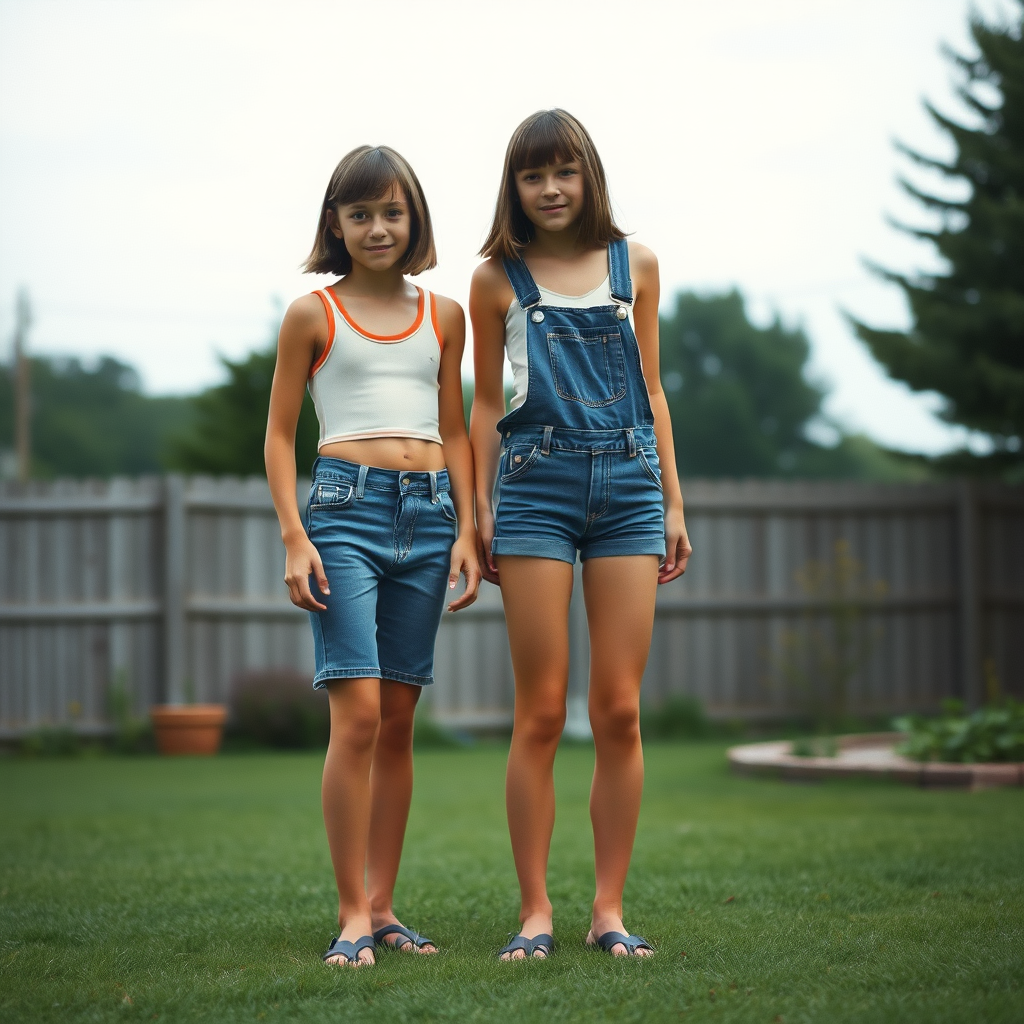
[470,110,691,960]
[266,145,480,967]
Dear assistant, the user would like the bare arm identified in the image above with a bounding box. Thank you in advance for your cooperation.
[265,294,330,610]
[468,259,514,585]
[630,242,692,583]
[435,295,481,611]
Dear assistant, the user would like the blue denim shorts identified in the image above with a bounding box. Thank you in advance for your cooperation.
[491,426,666,564]
[305,457,457,688]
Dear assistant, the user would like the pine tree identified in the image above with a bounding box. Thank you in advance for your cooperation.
[851,4,1024,472]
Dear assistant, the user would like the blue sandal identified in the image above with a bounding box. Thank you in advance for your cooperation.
[589,931,654,956]
[373,924,436,952]
[322,934,375,965]
[498,932,554,959]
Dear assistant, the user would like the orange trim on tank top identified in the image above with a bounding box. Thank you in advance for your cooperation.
[309,290,336,378]
[429,291,444,353]
[327,285,425,342]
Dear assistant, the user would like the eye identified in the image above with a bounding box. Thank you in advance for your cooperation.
[350,211,367,221]
[559,168,578,177]
[387,208,404,218]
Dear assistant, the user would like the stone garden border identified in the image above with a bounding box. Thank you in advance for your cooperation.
[728,732,1024,790]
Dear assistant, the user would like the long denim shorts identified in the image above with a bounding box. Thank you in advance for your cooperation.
[305,456,457,688]
[491,427,666,564]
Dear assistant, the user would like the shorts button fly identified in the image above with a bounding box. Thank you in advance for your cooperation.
[402,477,410,485]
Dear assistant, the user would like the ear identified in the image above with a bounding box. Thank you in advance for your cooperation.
[326,207,344,240]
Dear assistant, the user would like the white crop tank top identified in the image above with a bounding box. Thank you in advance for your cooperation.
[504,275,635,411]
[307,286,444,448]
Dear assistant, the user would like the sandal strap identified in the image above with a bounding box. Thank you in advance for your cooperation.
[498,932,554,958]
[323,934,375,963]
[594,931,654,955]
[373,924,434,950]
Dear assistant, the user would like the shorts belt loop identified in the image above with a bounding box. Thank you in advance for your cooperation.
[356,464,369,498]
[626,427,637,457]
[429,471,438,503]
[542,425,553,455]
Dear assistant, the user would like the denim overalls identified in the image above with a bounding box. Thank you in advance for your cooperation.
[491,238,666,564]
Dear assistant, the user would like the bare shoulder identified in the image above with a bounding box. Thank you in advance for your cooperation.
[471,257,514,310]
[627,241,659,277]
[283,291,328,332]
[432,293,466,336]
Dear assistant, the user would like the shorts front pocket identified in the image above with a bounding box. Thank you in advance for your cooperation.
[308,481,355,512]
[500,444,541,482]
[637,448,662,490]
[546,326,627,407]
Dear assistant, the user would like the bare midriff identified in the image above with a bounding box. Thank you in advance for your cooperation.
[319,436,446,472]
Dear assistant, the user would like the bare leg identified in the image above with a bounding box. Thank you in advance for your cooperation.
[322,677,380,966]
[582,555,659,956]
[497,556,574,959]
[366,680,436,953]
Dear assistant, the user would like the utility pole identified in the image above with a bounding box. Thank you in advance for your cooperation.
[13,289,31,482]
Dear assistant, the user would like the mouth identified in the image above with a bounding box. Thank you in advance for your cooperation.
[540,205,567,213]
[364,244,393,253]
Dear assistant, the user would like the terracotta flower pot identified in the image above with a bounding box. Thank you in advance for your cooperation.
[150,704,227,756]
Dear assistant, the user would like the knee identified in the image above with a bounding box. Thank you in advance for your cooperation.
[377,703,416,753]
[331,706,380,753]
[590,697,640,746]
[517,703,567,748]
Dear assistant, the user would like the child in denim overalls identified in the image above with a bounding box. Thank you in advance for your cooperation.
[470,110,692,959]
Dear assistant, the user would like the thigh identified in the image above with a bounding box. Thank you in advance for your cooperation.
[496,556,575,701]
[308,521,383,686]
[582,556,660,694]
[375,497,454,686]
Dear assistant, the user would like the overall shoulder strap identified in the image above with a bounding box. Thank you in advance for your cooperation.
[608,238,633,306]
[502,256,542,309]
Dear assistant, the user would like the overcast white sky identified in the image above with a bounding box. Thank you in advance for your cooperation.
[0,0,1015,454]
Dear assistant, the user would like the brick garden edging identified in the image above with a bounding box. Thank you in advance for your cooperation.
[728,732,1024,790]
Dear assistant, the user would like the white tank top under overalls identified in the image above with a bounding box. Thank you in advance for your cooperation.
[504,276,637,412]
[308,286,444,448]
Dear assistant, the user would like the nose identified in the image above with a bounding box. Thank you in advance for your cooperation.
[541,176,561,197]
[369,215,388,237]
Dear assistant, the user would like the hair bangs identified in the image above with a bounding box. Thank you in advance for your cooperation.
[509,112,585,172]
[328,147,405,207]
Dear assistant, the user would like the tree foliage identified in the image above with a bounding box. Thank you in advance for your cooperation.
[167,347,320,477]
[0,356,191,478]
[660,290,916,479]
[851,3,1024,473]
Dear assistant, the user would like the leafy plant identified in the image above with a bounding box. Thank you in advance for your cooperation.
[895,697,1024,763]
[230,670,330,749]
[640,695,711,740]
[774,539,887,747]
[108,670,153,754]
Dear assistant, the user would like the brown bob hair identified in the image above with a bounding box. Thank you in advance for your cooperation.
[303,145,437,276]
[479,109,625,261]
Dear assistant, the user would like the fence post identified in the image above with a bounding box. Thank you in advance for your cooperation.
[956,480,982,709]
[163,475,186,705]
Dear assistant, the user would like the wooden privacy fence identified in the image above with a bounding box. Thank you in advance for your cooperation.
[1,476,1022,737]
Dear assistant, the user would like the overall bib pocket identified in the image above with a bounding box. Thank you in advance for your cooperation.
[546,325,627,407]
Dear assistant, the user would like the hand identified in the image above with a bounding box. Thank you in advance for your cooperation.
[659,505,692,585]
[476,504,500,586]
[284,535,330,611]
[447,533,482,612]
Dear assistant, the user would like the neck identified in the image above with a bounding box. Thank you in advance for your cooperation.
[527,223,587,260]
[337,262,409,297]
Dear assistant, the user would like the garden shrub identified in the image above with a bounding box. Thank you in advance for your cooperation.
[230,669,330,749]
[640,695,710,740]
[894,698,1024,763]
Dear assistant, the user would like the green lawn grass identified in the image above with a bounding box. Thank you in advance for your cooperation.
[1,742,1021,1023]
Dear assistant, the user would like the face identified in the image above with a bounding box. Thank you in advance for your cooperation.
[514,159,585,234]
[329,185,411,272]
